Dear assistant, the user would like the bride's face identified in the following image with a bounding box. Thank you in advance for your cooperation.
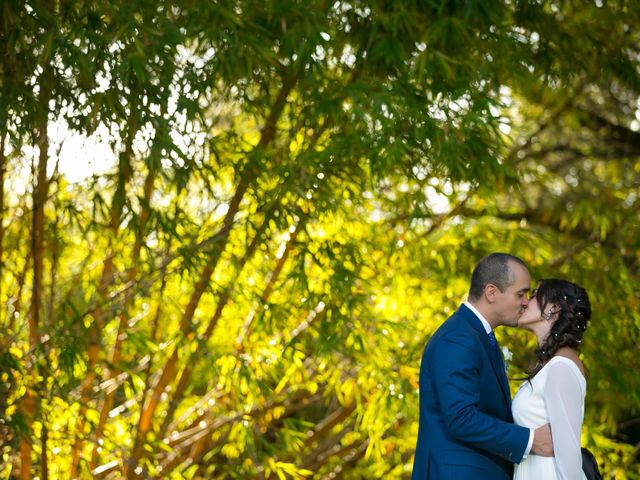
[518,296,542,327]
[518,290,557,329]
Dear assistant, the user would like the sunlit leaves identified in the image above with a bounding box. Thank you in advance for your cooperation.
[1,0,640,478]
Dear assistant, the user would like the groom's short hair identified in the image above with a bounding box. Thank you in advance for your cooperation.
[468,253,528,300]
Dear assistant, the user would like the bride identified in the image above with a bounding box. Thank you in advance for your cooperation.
[512,278,591,480]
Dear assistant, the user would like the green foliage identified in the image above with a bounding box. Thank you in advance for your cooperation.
[1,0,639,478]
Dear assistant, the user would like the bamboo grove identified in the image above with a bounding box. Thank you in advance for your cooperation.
[1,1,640,478]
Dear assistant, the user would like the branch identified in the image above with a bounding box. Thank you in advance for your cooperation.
[509,80,589,167]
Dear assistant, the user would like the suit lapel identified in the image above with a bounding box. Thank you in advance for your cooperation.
[486,337,511,405]
[459,305,512,407]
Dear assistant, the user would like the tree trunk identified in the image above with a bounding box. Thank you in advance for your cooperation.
[235,217,305,351]
[128,72,298,472]
[0,131,6,314]
[158,199,281,437]
[158,219,305,470]
[90,166,156,468]
[19,75,51,477]
[9,247,32,332]
[129,174,246,466]
[30,113,49,347]
[69,111,138,477]
[41,423,49,480]
[124,235,174,476]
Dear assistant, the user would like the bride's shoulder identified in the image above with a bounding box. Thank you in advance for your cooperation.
[552,347,586,377]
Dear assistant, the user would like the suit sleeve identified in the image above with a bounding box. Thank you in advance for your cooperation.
[430,334,530,463]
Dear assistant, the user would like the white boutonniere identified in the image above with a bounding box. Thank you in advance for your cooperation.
[501,346,513,372]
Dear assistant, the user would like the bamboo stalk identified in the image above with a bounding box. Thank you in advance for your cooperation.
[0,131,6,316]
[129,175,249,469]
[90,165,158,469]
[70,101,139,477]
[19,59,52,476]
[128,71,299,471]
[158,199,282,437]
[159,389,322,475]
[235,217,305,352]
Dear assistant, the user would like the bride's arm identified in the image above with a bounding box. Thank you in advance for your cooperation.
[544,361,585,480]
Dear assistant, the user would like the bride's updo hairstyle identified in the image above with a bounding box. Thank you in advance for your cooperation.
[530,279,591,378]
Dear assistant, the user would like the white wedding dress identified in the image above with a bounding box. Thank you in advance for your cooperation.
[512,356,587,480]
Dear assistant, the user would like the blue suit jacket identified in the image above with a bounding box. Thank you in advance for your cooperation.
[411,304,530,480]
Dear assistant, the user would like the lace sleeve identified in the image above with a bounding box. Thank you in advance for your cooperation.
[543,360,586,480]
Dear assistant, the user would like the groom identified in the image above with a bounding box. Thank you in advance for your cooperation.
[411,253,553,480]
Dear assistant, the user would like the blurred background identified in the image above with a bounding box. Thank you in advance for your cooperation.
[1,1,639,478]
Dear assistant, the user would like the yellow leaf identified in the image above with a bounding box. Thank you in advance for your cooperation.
[307,381,318,394]
[9,347,22,359]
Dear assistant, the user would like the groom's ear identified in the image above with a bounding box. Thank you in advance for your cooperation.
[484,284,499,303]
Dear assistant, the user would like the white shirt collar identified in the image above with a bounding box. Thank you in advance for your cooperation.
[464,301,492,334]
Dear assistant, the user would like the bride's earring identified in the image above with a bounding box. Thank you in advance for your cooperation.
[544,309,554,320]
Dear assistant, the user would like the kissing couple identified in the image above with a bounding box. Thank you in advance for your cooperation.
[412,252,592,480]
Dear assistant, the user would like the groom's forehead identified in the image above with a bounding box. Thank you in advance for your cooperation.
[508,279,531,296]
